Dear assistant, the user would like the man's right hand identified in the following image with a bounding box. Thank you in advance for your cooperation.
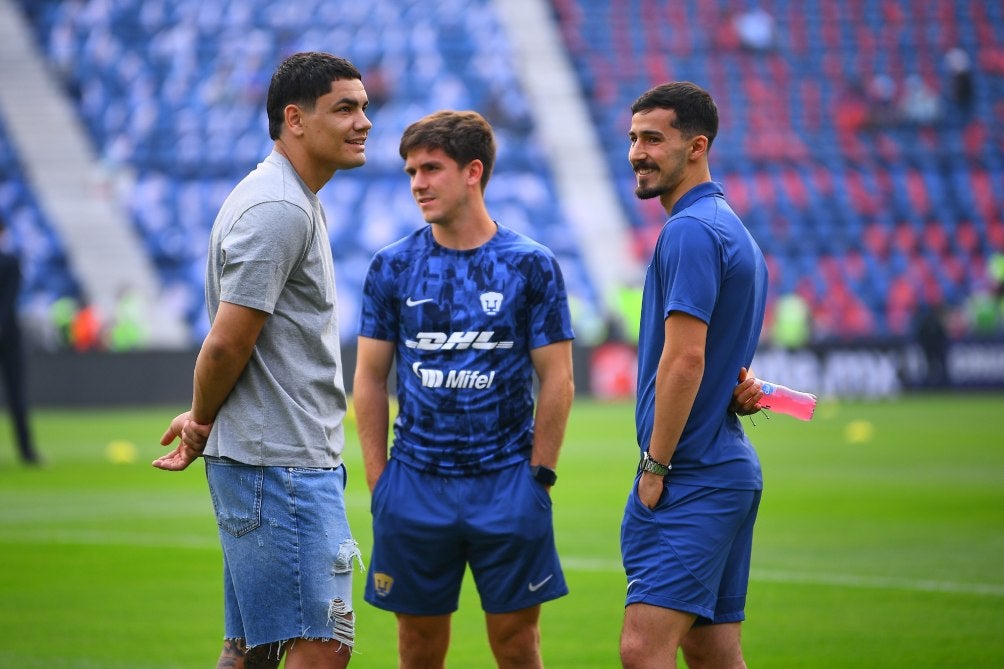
[152,411,212,471]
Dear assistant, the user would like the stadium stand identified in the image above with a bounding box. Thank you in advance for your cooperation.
[552,0,1004,340]
[7,0,600,346]
[0,113,80,346]
[3,0,1003,348]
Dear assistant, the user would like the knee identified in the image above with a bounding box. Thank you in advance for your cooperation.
[490,623,540,666]
[397,617,450,667]
[619,628,650,669]
[681,638,746,669]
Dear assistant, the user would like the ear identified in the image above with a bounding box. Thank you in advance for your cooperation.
[466,159,484,187]
[690,134,709,161]
[284,104,305,137]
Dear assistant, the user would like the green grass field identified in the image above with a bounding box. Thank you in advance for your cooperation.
[1,394,1003,668]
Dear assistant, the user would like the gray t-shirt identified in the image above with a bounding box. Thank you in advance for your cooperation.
[202,151,346,467]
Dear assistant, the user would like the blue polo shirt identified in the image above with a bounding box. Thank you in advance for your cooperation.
[635,181,768,489]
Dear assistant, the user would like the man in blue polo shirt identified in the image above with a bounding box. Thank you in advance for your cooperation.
[619,82,769,669]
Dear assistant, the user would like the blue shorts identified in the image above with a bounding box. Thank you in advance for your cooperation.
[365,458,568,615]
[620,476,761,624]
[205,457,362,649]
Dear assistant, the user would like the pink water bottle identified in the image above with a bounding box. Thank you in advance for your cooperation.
[755,380,817,420]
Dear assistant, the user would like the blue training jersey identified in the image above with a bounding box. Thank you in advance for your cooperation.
[359,223,574,476]
[635,182,768,490]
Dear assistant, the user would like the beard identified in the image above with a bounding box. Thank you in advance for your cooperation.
[635,183,667,200]
[633,158,685,201]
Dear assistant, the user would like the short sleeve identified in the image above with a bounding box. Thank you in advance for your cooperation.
[657,216,722,324]
[219,201,311,313]
[358,252,397,341]
[526,250,575,349]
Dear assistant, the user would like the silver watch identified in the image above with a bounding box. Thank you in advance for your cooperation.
[640,450,672,476]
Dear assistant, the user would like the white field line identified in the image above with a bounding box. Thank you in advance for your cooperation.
[561,558,1004,597]
[3,530,1002,598]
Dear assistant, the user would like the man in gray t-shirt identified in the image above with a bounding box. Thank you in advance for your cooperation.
[202,152,347,468]
[153,52,371,669]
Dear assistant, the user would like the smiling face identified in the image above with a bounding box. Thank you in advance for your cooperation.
[403,146,481,227]
[298,78,371,173]
[627,106,695,205]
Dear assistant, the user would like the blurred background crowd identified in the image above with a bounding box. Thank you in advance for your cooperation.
[1,0,1002,371]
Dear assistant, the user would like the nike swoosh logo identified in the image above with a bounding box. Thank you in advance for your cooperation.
[405,297,434,307]
[528,574,553,592]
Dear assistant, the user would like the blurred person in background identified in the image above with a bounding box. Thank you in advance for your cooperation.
[0,217,42,466]
[152,52,370,669]
[944,47,974,115]
[912,302,950,388]
[353,110,575,669]
[619,82,768,669]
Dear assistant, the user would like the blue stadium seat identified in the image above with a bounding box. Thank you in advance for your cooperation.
[13,0,600,344]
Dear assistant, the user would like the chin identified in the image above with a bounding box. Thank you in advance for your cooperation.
[635,186,664,200]
[337,152,366,169]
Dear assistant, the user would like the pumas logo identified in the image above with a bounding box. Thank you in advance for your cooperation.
[480,291,503,315]
[405,331,514,350]
[413,362,496,389]
[372,572,394,597]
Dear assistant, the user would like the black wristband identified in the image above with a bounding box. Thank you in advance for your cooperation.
[530,465,557,486]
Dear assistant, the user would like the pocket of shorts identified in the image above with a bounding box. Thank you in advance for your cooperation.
[370,460,392,515]
[207,461,263,537]
[525,466,553,510]
[630,476,659,516]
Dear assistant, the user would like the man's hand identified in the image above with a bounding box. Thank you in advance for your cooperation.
[730,367,763,415]
[637,471,665,509]
[152,411,213,471]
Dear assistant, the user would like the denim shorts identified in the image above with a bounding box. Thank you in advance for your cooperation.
[621,476,761,624]
[365,458,568,615]
[204,457,362,649]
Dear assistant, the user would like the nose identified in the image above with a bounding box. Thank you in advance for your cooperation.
[357,110,373,131]
[628,142,643,164]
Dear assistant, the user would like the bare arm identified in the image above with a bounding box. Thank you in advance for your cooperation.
[529,340,575,479]
[190,301,268,424]
[153,301,267,471]
[353,336,396,493]
[638,311,707,508]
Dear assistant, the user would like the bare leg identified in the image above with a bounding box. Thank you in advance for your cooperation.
[485,605,543,669]
[397,613,451,669]
[284,637,353,669]
[680,622,746,669]
[215,639,282,669]
[620,603,696,669]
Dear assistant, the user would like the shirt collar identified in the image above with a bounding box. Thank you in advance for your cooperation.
[671,181,724,217]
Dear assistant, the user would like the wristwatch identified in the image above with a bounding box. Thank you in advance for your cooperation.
[530,465,558,486]
[639,450,672,476]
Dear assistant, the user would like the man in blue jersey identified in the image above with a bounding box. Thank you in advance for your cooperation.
[618,83,769,669]
[353,110,575,668]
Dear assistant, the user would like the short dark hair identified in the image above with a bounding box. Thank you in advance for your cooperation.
[399,110,496,191]
[266,52,362,140]
[631,82,718,148]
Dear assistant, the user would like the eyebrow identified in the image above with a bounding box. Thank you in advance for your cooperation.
[332,96,366,108]
[404,159,439,171]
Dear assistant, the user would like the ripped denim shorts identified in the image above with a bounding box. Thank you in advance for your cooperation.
[204,457,362,650]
